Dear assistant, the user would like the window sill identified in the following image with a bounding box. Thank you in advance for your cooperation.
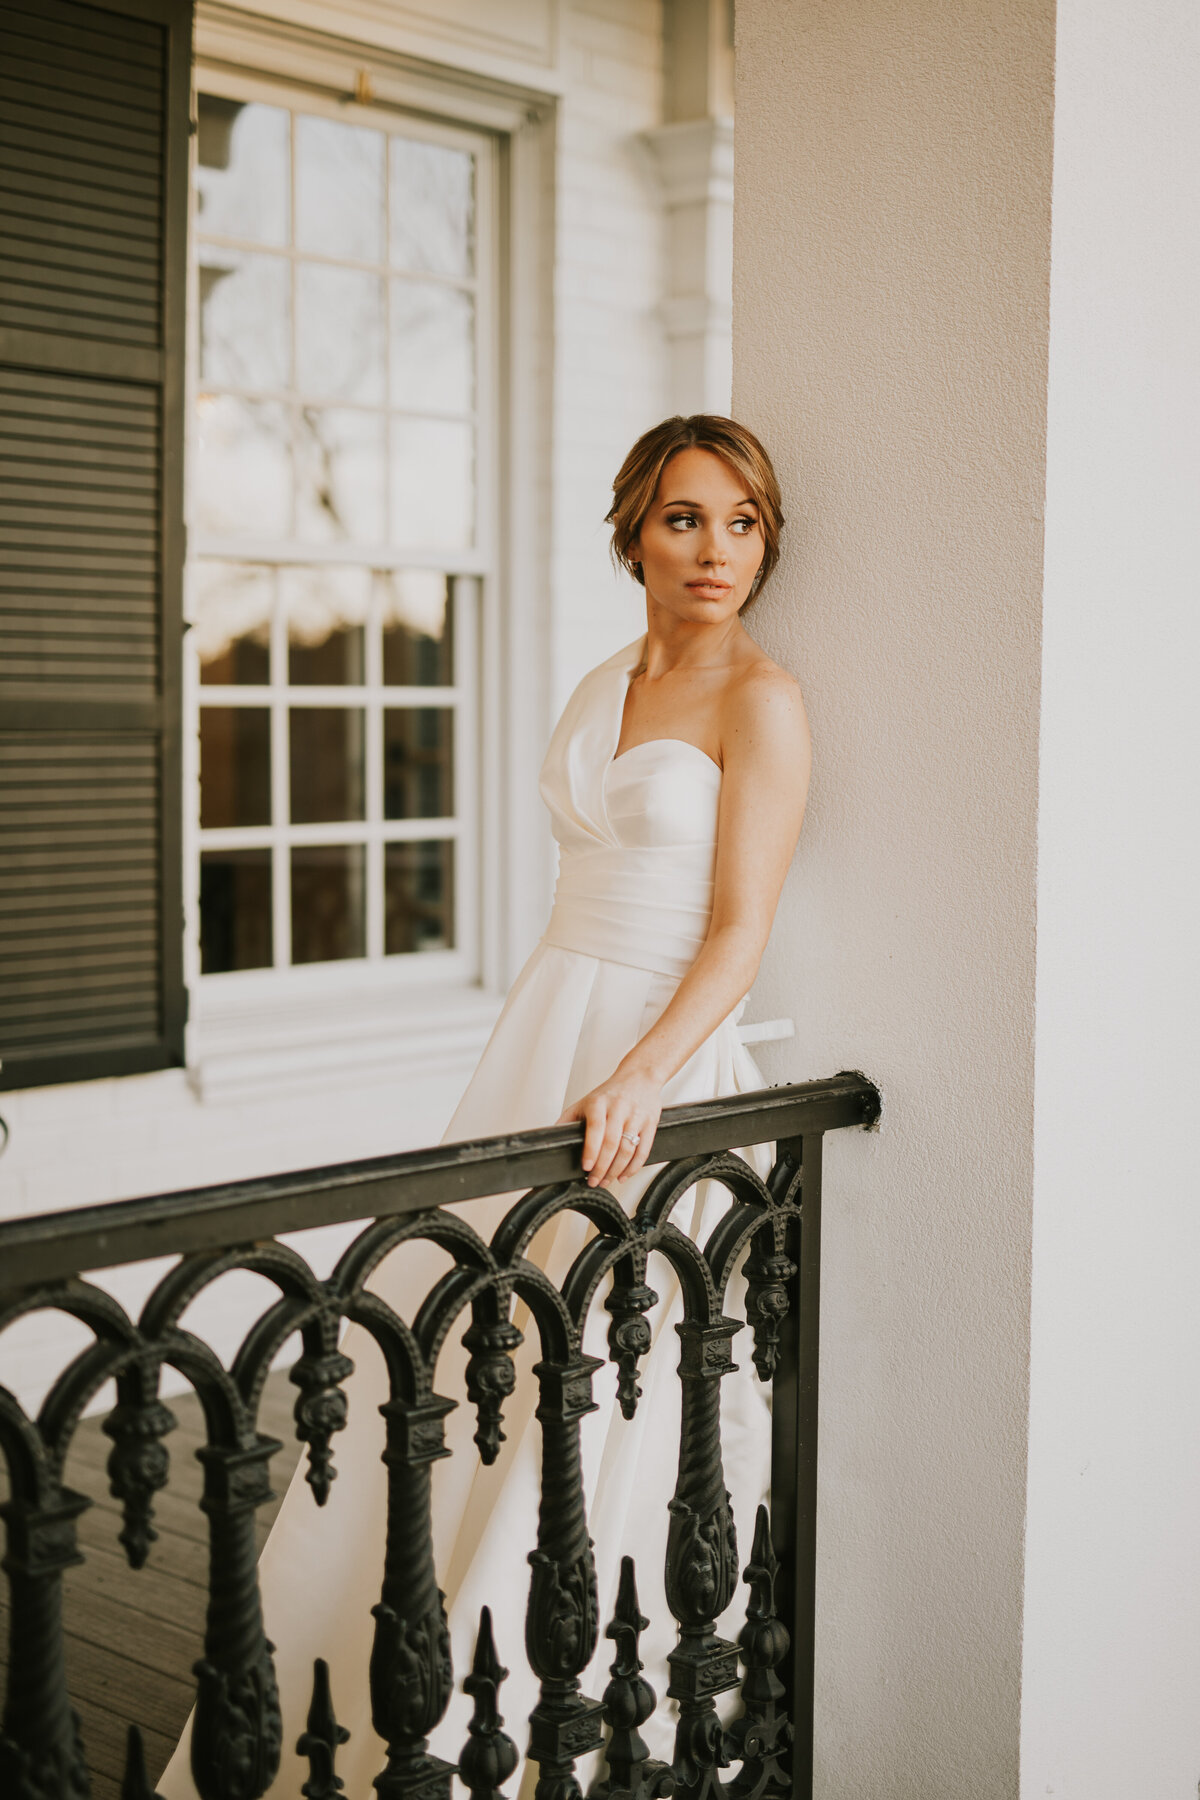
[187,964,503,1104]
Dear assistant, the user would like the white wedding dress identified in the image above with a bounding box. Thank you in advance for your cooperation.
[160,635,774,1799]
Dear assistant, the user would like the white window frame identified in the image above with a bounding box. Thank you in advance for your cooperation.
[183,16,557,1095]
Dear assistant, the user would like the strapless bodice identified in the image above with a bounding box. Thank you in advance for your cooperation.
[603,739,722,848]
[539,643,723,980]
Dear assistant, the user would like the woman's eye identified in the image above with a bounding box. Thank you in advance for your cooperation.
[666,513,697,530]
[731,516,756,534]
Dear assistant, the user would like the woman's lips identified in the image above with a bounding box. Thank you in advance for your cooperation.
[687,579,731,592]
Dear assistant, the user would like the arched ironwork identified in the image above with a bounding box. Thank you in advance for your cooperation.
[0,1075,879,1800]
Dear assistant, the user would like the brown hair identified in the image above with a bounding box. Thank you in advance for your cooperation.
[606,414,784,601]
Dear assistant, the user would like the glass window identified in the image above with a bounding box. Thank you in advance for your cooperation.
[191,86,486,978]
[200,849,272,973]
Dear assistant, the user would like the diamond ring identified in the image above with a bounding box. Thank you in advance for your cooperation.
[621,1132,640,1147]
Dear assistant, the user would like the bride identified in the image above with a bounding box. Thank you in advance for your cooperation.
[160,413,811,1799]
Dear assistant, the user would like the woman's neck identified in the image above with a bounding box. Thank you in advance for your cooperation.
[639,606,750,681]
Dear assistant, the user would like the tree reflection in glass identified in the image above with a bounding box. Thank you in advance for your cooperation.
[282,566,368,685]
[379,571,453,686]
[192,562,273,685]
[195,96,289,247]
[296,115,385,262]
[390,137,474,277]
[296,408,386,545]
[198,248,290,392]
[390,281,474,415]
[296,263,386,405]
[194,396,292,537]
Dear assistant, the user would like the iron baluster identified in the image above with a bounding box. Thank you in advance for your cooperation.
[122,1723,165,1799]
[370,1394,457,1800]
[459,1607,519,1800]
[0,1483,91,1799]
[590,1555,674,1800]
[189,1435,283,1800]
[664,1317,742,1800]
[298,1657,349,1799]
[526,1352,605,1800]
[724,1508,790,1800]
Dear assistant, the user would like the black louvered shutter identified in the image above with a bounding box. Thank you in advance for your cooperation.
[0,0,192,1089]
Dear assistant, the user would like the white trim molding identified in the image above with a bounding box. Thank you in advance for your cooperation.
[187,965,502,1101]
[639,116,734,416]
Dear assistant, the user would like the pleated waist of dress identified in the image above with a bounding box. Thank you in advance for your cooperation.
[542,842,715,980]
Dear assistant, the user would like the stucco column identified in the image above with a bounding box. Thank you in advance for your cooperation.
[734,3,1054,1795]
[1020,4,1200,1796]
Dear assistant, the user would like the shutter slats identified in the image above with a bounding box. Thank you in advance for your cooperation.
[0,85,165,155]
[0,7,164,72]
[0,732,163,1052]
[0,30,163,101]
[0,33,164,99]
[0,124,163,197]
[0,0,188,1090]
[0,165,162,232]
[0,229,159,284]
[0,244,164,305]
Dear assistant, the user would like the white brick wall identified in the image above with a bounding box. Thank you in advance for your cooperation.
[0,0,673,1410]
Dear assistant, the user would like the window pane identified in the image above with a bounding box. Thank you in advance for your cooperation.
[390,281,473,416]
[380,572,453,685]
[200,708,271,828]
[385,840,455,954]
[292,845,365,964]
[296,408,386,545]
[389,138,474,278]
[384,709,454,819]
[389,417,473,550]
[200,849,272,973]
[295,115,384,262]
[196,96,289,247]
[194,396,292,537]
[193,562,273,685]
[289,708,365,823]
[296,264,385,404]
[199,247,290,392]
[282,566,369,684]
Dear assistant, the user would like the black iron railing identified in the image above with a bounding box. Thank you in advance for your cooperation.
[0,1073,879,1800]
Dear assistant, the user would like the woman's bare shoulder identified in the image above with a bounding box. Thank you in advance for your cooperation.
[720,648,809,755]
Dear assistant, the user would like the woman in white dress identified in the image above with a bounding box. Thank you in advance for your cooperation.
[159,414,811,1799]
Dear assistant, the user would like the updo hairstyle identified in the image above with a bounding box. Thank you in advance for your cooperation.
[606,414,784,602]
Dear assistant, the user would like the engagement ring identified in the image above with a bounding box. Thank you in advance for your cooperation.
[621,1132,640,1146]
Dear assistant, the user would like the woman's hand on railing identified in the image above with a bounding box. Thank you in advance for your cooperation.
[557,1063,664,1190]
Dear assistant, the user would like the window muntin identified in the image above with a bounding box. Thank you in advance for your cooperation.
[189,87,488,982]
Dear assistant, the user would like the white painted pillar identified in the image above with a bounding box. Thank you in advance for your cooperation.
[640,116,733,414]
[734,3,1054,1793]
[641,0,735,415]
[1020,3,1200,1795]
[735,2,1200,1795]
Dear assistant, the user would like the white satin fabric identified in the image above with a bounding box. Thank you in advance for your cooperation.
[160,636,773,1799]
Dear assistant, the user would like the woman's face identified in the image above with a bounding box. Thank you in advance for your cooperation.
[632,447,765,624]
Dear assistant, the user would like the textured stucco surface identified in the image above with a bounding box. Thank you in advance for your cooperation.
[733,4,1054,1793]
[1021,3,1200,1794]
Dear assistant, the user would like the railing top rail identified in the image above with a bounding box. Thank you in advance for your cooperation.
[0,1074,879,1288]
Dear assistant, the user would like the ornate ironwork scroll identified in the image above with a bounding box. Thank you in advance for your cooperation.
[0,1076,879,1800]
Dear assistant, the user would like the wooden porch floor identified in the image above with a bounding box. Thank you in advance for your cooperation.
[0,1371,302,1799]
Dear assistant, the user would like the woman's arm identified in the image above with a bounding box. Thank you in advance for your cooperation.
[561,663,812,1188]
